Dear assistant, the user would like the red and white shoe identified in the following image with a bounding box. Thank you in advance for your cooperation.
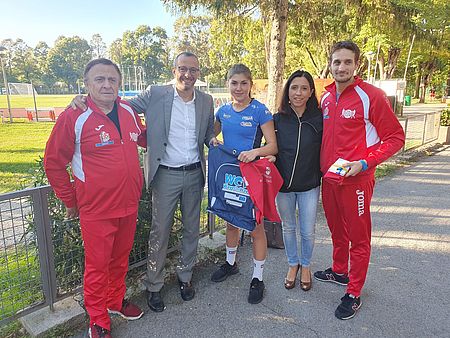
[108,299,144,320]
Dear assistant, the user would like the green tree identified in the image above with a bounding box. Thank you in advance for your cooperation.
[33,42,56,93]
[163,0,288,112]
[394,0,450,101]
[47,36,92,92]
[6,39,33,83]
[109,38,123,65]
[121,25,171,85]
[172,15,212,78]
[90,33,107,59]
[0,39,14,77]
[208,16,247,84]
[242,18,266,80]
[206,15,267,84]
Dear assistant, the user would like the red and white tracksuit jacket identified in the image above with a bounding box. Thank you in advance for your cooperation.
[320,77,405,296]
[44,96,146,330]
[44,96,145,220]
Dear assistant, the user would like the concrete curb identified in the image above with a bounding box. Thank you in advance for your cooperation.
[19,297,85,337]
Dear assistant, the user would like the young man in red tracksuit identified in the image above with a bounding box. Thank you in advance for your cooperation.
[314,41,405,320]
[44,59,146,338]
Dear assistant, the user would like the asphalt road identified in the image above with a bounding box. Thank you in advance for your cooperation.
[75,145,450,337]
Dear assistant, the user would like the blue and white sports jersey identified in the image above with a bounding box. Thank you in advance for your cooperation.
[207,145,256,231]
[215,99,273,152]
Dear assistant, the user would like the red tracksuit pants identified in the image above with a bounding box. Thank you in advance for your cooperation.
[80,212,137,330]
[322,179,375,297]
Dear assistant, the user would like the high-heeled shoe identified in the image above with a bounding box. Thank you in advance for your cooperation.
[300,268,312,291]
[284,264,300,290]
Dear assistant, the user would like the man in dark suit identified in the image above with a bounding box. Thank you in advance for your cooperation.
[128,52,215,311]
[71,52,216,312]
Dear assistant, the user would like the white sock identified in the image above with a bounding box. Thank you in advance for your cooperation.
[226,246,237,265]
[252,258,265,281]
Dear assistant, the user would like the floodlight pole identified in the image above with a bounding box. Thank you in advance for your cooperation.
[0,52,12,123]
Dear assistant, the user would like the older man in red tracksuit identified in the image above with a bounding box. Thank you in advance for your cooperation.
[314,41,405,320]
[44,59,146,338]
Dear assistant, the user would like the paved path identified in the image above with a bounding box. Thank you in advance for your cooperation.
[79,145,450,337]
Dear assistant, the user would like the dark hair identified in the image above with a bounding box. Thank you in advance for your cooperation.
[83,58,122,84]
[329,40,361,64]
[173,52,199,67]
[278,70,319,115]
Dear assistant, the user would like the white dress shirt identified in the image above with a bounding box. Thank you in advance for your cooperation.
[160,87,199,167]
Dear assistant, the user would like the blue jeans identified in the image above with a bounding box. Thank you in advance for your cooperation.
[276,187,320,267]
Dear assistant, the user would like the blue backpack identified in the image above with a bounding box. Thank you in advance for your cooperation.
[207,145,256,232]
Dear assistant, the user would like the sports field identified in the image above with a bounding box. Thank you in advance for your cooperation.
[0,95,73,109]
[0,120,54,192]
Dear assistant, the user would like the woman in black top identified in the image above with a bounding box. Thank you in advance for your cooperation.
[272,70,323,291]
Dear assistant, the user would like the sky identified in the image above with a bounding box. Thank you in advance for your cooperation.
[0,0,179,47]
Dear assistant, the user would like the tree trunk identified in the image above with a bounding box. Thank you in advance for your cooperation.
[418,60,436,103]
[320,66,329,79]
[419,75,426,103]
[386,47,400,79]
[414,72,421,99]
[378,55,385,80]
[447,70,450,97]
[261,16,271,78]
[305,47,321,78]
[265,0,288,113]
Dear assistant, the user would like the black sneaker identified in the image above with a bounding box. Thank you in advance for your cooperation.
[248,278,265,304]
[335,293,362,320]
[211,262,239,282]
[314,267,349,286]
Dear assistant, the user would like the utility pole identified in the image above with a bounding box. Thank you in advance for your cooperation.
[0,47,12,123]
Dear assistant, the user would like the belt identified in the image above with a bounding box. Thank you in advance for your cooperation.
[159,162,201,171]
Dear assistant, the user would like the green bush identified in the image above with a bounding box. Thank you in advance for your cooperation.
[27,156,84,295]
[440,109,450,126]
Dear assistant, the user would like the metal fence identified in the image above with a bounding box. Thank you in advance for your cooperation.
[0,184,225,326]
[400,111,441,151]
[0,110,442,326]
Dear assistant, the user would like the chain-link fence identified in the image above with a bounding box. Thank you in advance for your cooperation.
[0,188,51,326]
[0,183,224,326]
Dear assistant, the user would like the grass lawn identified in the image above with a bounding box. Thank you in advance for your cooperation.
[0,95,74,109]
[0,120,54,193]
[0,246,43,322]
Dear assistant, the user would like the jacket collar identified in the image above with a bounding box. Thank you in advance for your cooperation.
[86,95,121,115]
[285,105,321,121]
[325,76,363,95]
